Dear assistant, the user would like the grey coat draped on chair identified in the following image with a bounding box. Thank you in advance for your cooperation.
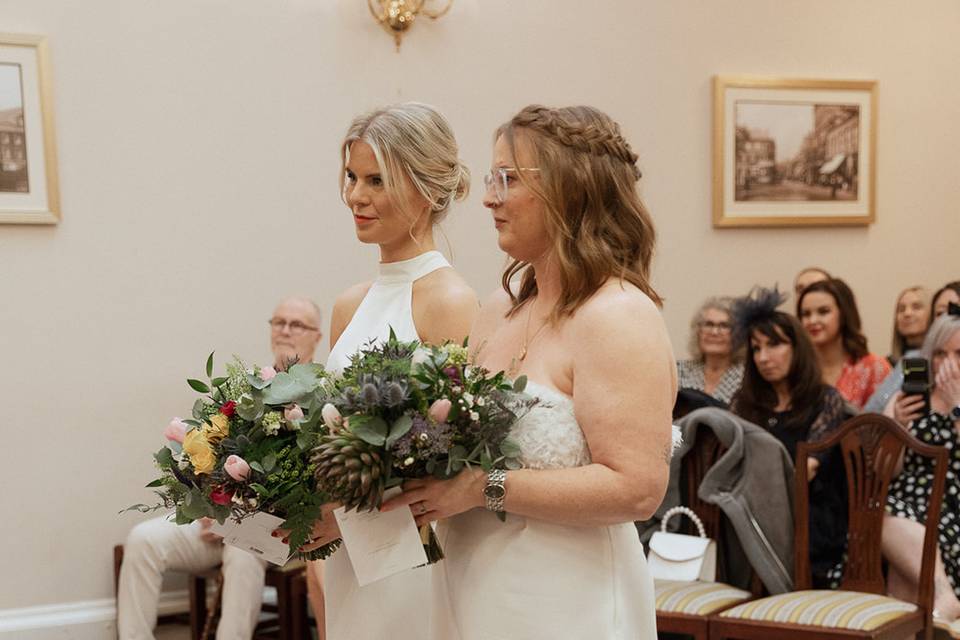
[638,407,796,594]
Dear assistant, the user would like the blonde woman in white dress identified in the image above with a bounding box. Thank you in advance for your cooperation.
[383,104,675,639]
[294,102,478,640]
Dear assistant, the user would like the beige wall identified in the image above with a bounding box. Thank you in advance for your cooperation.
[2,0,958,610]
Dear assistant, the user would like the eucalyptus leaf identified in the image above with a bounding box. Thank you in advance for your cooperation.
[261,370,316,405]
[205,352,215,378]
[247,373,270,390]
[249,461,265,474]
[187,379,210,394]
[499,438,522,458]
[250,483,272,497]
[504,458,523,470]
[237,394,264,422]
[174,510,193,525]
[154,447,174,467]
[167,441,182,455]
[351,416,388,446]
[512,375,527,393]
[191,399,207,421]
[262,454,277,473]
[182,419,201,427]
[384,415,413,449]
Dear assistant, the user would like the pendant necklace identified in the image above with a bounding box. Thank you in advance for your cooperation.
[510,297,549,375]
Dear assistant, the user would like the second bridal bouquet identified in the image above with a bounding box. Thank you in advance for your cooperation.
[312,331,532,562]
[128,353,340,560]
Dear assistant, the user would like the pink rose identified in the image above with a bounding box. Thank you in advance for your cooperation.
[259,366,277,381]
[429,399,452,424]
[284,404,304,422]
[224,454,251,481]
[163,418,188,444]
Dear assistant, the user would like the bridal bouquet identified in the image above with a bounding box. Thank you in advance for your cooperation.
[312,331,531,562]
[127,353,340,560]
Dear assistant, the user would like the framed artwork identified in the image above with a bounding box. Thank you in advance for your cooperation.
[713,75,877,228]
[0,33,59,224]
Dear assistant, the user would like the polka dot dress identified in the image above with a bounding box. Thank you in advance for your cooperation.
[886,412,960,598]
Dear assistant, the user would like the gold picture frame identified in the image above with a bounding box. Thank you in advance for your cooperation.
[0,33,59,224]
[713,75,877,228]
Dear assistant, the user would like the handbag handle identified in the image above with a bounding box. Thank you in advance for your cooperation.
[660,505,707,538]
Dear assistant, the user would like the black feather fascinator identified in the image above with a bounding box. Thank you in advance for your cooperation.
[730,286,789,348]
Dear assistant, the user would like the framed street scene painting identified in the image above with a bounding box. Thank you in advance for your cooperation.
[713,76,876,228]
[0,33,59,224]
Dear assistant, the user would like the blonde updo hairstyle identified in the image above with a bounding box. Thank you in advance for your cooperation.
[339,102,470,226]
[497,104,660,321]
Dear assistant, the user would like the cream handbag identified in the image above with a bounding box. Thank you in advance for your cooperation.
[647,506,717,582]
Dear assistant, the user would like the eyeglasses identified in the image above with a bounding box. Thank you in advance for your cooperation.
[482,167,540,203]
[698,321,732,334]
[268,318,319,335]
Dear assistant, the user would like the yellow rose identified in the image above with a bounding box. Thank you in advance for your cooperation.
[183,428,216,475]
[206,413,230,444]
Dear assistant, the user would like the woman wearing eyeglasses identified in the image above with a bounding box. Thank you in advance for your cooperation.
[382,104,674,639]
[677,296,744,406]
[286,102,478,640]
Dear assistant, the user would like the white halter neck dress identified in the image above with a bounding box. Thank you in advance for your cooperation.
[323,250,451,640]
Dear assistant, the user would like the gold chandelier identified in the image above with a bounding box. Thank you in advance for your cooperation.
[367,0,454,50]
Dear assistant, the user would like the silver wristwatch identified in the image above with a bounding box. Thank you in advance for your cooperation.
[483,469,507,513]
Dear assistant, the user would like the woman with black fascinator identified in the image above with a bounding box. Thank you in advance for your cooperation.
[730,287,850,588]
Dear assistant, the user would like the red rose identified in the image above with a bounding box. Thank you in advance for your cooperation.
[210,486,234,505]
[220,401,237,417]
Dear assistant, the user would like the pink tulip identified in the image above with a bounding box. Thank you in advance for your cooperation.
[224,455,251,481]
[163,418,188,443]
[321,403,343,431]
[284,404,304,422]
[429,399,452,424]
[259,366,277,381]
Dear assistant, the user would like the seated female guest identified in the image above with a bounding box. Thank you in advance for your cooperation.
[677,296,744,405]
[798,278,891,410]
[889,286,931,366]
[932,281,960,319]
[883,311,960,633]
[731,287,848,588]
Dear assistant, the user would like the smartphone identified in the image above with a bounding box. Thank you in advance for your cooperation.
[901,357,931,418]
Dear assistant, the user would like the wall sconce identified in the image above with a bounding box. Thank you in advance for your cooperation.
[367,0,453,50]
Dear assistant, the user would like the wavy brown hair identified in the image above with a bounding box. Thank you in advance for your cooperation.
[797,278,869,361]
[496,105,660,321]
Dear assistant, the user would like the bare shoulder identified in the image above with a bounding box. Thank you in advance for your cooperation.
[572,279,666,338]
[329,281,373,349]
[415,267,479,311]
[413,267,480,345]
[467,287,514,360]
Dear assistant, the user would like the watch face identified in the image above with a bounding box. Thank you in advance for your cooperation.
[484,485,506,500]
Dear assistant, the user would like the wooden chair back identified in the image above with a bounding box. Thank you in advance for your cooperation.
[794,413,947,616]
[682,427,726,541]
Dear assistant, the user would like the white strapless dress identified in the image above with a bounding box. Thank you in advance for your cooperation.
[429,382,659,639]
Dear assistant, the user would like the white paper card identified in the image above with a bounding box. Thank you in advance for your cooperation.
[209,512,291,566]
[334,489,427,587]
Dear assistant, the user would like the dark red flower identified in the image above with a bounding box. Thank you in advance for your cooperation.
[220,401,237,417]
[443,366,462,386]
[210,486,234,505]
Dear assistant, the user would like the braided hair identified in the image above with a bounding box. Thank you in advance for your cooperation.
[496,104,660,320]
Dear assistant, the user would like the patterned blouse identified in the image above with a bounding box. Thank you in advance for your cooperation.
[835,353,892,411]
[676,359,744,405]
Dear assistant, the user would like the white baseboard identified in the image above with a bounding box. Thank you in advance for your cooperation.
[0,590,191,640]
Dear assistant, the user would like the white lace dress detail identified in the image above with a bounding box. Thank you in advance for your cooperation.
[510,382,591,470]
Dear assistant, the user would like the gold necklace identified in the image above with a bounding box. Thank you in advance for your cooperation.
[510,298,549,374]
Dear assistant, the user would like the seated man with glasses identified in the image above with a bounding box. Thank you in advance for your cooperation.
[117,296,322,640]
[676,296,745,408]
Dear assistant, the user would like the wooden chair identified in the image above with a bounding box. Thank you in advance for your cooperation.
[654,427,758,640]
[113,545,310,640]
[709,413,948,640]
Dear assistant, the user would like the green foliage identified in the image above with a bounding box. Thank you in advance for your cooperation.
[187,379,210,393]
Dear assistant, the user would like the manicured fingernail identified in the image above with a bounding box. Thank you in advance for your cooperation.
[271,532,278,537]
[282,537,288,544]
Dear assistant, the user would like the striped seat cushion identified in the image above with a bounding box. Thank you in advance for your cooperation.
[718,590,917,631]
[655,580,752,615]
